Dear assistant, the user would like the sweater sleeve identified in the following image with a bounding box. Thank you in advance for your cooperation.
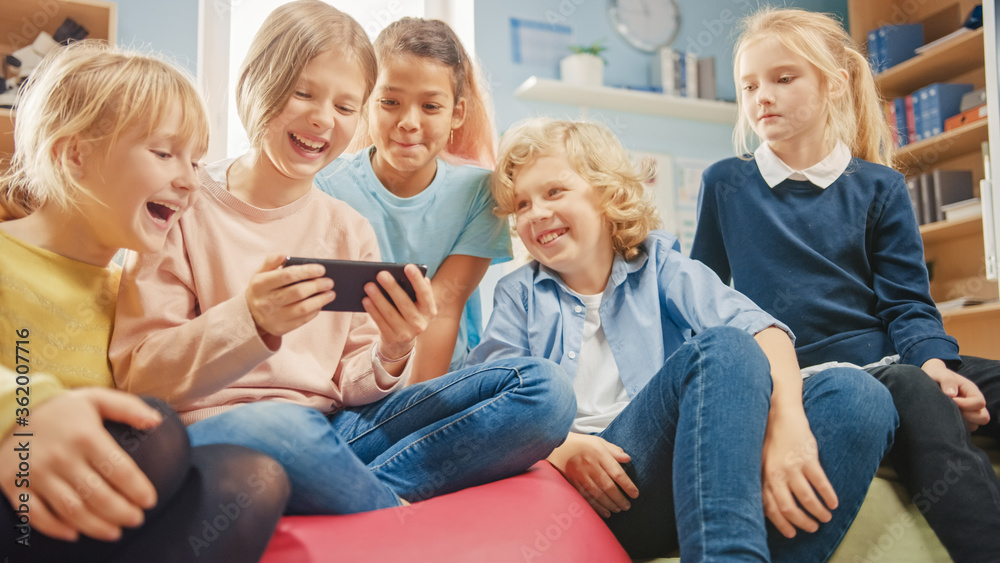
[464,278,532,366]
[109,226,274,404]
[690,169,732,284]
[870,176,960,367]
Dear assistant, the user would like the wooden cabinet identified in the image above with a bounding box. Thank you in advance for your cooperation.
[849,0,999,359]
[0,0,117,168]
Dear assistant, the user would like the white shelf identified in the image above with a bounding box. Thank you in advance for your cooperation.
[514,77,738,125]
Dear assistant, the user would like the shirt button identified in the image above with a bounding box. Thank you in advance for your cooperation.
[568,351,577,359]
[574,305,583,313]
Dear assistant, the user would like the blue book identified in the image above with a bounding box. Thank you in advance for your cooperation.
[867,28,884,73]
[912,88,924,141]
[877,24,924,71]
[893,98,909,147]
[920,83,974,138]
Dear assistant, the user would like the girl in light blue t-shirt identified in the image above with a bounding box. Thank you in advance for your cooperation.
[316,17,510,382]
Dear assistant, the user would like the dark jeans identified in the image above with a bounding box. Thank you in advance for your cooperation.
[867,355,1000,563]
[0,398,290,562]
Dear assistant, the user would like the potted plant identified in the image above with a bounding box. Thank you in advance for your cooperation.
[560,40,606,87]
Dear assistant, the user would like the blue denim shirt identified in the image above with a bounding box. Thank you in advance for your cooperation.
[467,231,791,398]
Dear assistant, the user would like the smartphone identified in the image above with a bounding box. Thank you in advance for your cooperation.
[283,257,427,312]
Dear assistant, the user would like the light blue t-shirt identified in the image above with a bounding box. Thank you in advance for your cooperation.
[315,148,512,369]
[467,231,790,397]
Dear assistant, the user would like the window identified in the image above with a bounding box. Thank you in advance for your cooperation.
[198,0,473,161]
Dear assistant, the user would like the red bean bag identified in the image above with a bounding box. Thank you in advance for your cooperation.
[261,461,631,562]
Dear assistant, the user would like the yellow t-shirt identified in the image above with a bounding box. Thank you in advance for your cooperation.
[0,228,120,435]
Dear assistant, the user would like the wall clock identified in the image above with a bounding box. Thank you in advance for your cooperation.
[609,0,681,53]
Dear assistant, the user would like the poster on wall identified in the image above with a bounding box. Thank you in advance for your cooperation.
[672,157,713,255]
[629,151,677,239]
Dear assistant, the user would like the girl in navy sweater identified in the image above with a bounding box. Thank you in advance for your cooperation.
[691,8,1000,560]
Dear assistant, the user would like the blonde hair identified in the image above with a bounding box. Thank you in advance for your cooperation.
[236,0,377,150]
[348,17,497,168]
[733,7,893,166]
[493,118,661,260]
[0,41,209,220]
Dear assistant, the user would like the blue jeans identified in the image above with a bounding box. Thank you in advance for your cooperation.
[187,357,575,515]
[599,327,897,561]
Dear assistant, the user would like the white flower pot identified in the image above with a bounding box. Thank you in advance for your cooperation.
[559,53,604,87]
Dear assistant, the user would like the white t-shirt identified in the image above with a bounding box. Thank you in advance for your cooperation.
[570,292,630,434]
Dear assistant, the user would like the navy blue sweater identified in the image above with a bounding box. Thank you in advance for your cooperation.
[690,156,960,368]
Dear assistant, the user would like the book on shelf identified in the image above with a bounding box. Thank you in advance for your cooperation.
[914,83,974,140]
[906,176,922,224]
[650,48,707,99]
[915,169,974,224]
[913,26,973,55]
[696,57,716,101]
[868,23,924,74]
[936,295,986,311]
[941,198,982,221]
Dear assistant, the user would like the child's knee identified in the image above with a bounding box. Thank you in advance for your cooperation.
[815,368,898,445]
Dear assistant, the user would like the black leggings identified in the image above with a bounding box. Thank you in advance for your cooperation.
[0,398,290,562]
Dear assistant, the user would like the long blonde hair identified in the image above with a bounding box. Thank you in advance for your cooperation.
[733,7,893,166]
[348,17,497,168]
[493,118,661,260]
[236,0,377,151]
[0,41,209,220]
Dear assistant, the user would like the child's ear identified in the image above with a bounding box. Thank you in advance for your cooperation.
[451,97,467,130]
[829,68,849,99]
[52,136,88,180]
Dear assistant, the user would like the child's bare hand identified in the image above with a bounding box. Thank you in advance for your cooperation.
[364,264,436,360]
[0,389,161,542]
[245,256,335,339]
[761,408,837,538]
[922,359,989,431]
[547,433,638,518]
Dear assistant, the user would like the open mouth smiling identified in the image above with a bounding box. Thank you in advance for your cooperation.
[147,201,180,224]
[290,132,328,153]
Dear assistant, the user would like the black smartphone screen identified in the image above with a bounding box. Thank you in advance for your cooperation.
[282,257,427,312]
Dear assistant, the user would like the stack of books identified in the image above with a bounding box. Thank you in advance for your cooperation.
[905,169,974,225]
[889,83,974,146]
[867,23,923,74]
[650,48,716,100]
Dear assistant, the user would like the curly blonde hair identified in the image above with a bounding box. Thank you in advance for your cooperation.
[733,7,893,166]
[0,41,209,220]
[493,118,661,260]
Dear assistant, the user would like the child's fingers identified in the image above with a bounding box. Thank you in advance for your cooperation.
[84,388,163,431]
[764,470,817,534]
[40,469,125,542]
[803,462,838,512]
[405,264,437,317]
[23,498,79,542]
[762,487,796,538]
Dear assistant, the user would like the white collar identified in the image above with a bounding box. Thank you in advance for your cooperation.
[754,141,851,189]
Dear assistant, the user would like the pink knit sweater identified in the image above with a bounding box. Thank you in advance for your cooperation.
[109,159,408,424]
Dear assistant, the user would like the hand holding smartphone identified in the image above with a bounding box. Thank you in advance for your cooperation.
[282,257,428,312]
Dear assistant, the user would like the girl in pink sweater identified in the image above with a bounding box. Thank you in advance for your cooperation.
[110,0,574,515]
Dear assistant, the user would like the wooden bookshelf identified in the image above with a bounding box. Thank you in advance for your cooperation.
[0,0,117,169]
[850,0,999,359]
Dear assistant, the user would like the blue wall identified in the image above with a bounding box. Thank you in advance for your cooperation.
[116,0,199,73]
[475,0,847,161]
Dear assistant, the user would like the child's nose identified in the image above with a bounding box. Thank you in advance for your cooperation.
[397,104,420,131]
[756,85,774,105]
[309,104,335,130]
